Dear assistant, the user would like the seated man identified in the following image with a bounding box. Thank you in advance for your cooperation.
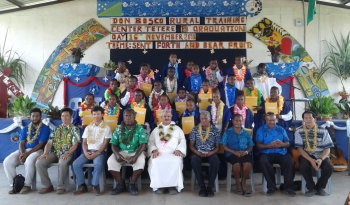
[190,111,220,197]
[107,108,147,196]
[295,111,333,197]
[36,108,80,194]
[148,110,186,195]
[256,112,295,197]
[4,108,50,194]
[72,106,112,196]
[252,63,272,78]
[221,114,254,197]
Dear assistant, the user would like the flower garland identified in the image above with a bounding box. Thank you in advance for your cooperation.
[205,66,219,88]
[131,99,145,109]
[164,77,177,93]
[158,124,175,142]
[198,124,210,142]
[154,103,171,118]
[266,95,284,113]
[149,69,154,79]
[303,125,318,153]
[87,121,106,144]
[52,124,73,153]
[190,74,202,93]
[233,65,247,82]
[175,93,188,103]
[199,87,212,94]
[26,122,43,144]
[225,83,236,107]
[243,87,262,106]
[127,85,139,104]
[233,104,247,126]
[149,90,164,111]
[119,122,137,145]
[78,101,96,117]
[104,103,120,121]
[137,74,152,85]
[104,87,120,101]
[116,68,131,84]
[211,101,224,125]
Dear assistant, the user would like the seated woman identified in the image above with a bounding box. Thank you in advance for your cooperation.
[221,114,254,197]
[230,93,254,129]
[148,110,186,195]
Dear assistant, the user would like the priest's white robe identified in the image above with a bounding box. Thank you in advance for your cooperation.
[148,122,187,192]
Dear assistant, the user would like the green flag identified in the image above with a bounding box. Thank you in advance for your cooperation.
[307,0,317,25]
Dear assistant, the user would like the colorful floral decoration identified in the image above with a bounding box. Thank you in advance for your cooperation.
[164,77,177,93]
[10,132,20,144]
[205,67,219,88]
[243,87,262,106]
[104,103,121,121]
[89,84,99,95]
[233,65,247,82]
[211,101,224,125]
[104,87,120,100]
[149,90,164,111]
[190,74,202,93]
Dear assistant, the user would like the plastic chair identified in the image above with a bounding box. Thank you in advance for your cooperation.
[94,97,102,106]
[226,163,255,192]
[113,164,142,191]
[262,164,281,192]
[301,169,332,195]
[191,163,219,192]
[69,98,82,110]
[48,163,70,191]
[74,163,106,192]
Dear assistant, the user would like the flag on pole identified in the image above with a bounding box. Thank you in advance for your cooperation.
[307,0,317,25]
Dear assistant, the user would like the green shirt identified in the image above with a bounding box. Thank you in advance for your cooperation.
[49,124,80,157]
[110,124,147,153]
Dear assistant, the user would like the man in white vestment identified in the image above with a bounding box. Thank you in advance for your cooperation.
[148,109,187,195]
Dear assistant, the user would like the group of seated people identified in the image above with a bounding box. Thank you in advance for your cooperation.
[2,54,334,199]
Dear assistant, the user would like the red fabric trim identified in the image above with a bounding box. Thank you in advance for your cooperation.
[277,76,295,104]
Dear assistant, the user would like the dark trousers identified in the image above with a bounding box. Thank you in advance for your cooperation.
[259,153,295,191]
[191,154,220,189]
[299,155,333,191]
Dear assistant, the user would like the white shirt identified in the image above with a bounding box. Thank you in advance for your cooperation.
[82,121,112,150]
[234,69,245,90]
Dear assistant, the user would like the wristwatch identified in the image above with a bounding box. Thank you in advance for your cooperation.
[245,151,248,155]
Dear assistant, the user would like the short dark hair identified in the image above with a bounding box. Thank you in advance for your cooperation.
[177,87,186,93]
[302,111,316,119]
[109,93,118,99]
[212,88,220,95]
[129,76,137,81]
[134,89,144,96]
[271,86,279,93]
[91,106,104,114]
[85,93,94,99]
[154,80,162,84]
[186,97,196,104]
[210,58,217,62]
[246,78,254,83]
[168,66,175,71]
[123,108,136,117]
[202,79,209,84]
[265,112,276,119]
[236,91,245,98]
[258,63,266,68]
[30,108,42,116]
[140,63,148,68]
[117,60,125,64]
[227,73,236,78]
[61,108,73,116]
[232,114,242,120]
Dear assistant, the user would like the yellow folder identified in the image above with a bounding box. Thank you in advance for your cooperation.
[167,93,177,104]
[119,84,126,93]
[82,110,93,126]
[140,83,152,97]
[198,94,212,110]
[156,110,163,125]
[134,107,146,125]
[104,115,117,131]
[182,116,194,135]
[245,96,258,113]
[265,102,279,114]
[175,102,186,116]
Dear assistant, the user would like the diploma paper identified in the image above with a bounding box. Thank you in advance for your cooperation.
[156,110,163,125]
[82,110,93,126]
[245,96,258,113]
[104,115,117,131]
[182,116,194,134]
[134,107,146,125]
[175,102,186,116]
[140,83,152,97]
[167,93,177,104]
[198,94,212,110]
[120,84,126,93]
[265,102,278,114]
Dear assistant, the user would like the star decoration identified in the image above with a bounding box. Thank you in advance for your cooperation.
[210,49,215,54]
[74,77,80,82]
[202,66,206,71]
[72,64,77,70]
[127,59,132,64]
[281,64,286,69]
[222,59,227,64]
[142,49,148,54]
[177,59,181,64]
[154,69,159,73]
[103,76,108,82]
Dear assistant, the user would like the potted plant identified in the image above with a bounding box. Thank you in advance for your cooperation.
[70,47,85,64]
[42,104,61,120]
[267,45,281,63]
[336,97,350,119]
[242,57,253,67]
[306,96,339,120]
[103,60,116,76]
[8,95,36,117]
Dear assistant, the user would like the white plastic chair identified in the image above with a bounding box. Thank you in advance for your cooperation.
[94,97,102,106]
[69,98,82,110]
[301,169,332,195]
[113,164,142,191]
[191,163,219,192]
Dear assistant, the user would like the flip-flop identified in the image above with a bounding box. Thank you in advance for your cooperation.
[236,188,244,195]
[245,190,252,197]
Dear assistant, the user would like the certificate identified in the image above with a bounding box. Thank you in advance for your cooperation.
[198,94,212,110]
[104,115,117,131]
[140,83,152,97]
[134,107,146,125]
[82,110,93,126]
[265,102,278,114]
[175,102,186,116]
[245,96,258,113]
[156,110,163,125]
[182,116,194,135]
[167,93,177,104]
[119,84,126,93]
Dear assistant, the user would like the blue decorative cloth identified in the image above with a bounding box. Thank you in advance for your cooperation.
[265,62,301,78]
[58,63,100,77]
[89,84,99,95]
[19,124,50,149]
[220,127,254,158]
[255,124,289,155]
[10,132,20,144]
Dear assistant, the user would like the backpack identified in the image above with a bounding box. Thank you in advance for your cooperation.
[13,174,25,194]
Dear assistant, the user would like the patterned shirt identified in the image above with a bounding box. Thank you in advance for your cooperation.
[256,124,289,155]
[294,126,333,159]
[221,127,254,158]
[110,124,147,154]
[189,124,220,152]
[49,124,80,157]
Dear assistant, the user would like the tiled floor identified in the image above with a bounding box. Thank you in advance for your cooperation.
[0,164,348,205]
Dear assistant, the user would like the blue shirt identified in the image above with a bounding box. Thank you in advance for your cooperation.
[189,124,220,152]
[255,124,289,155]
[221,127,254,158]
[19,124,51,149]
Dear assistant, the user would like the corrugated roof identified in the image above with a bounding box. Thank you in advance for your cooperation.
[0,0,74,14]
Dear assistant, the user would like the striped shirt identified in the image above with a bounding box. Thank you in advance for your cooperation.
[294,126,333,159]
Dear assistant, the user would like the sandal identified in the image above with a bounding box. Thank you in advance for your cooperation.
[245,190,252,197]
[236,188,244,195]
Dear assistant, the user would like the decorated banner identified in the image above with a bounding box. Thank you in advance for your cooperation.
[0,71,24,97]
[265,62,300,78]
[31,19,110,108]
[58,63,101,77]
[97,0,262,17]
[247,18,329,99]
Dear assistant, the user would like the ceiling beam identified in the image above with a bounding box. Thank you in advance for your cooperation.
[298,0,350,9]
[0,0,74,15]
[343,0,350,5]
[6,0,23,8]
